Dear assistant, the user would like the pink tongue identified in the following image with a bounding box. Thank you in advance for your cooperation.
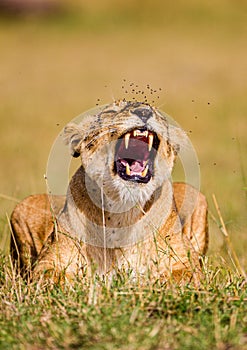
[131,161,145,172]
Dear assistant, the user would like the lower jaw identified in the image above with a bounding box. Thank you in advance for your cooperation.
[120,176,151,184]
[116,165,153,184]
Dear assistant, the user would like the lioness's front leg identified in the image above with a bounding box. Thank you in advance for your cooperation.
[10,194,55,270]
[32,230,88,282]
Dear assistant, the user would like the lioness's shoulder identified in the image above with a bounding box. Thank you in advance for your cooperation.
[11,194,50,222]
[173,182,207,211]
[172,182,208,253]
[10,194,65,246]
[172,182,208,227]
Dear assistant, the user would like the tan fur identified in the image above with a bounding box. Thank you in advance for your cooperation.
[10,100,208,284]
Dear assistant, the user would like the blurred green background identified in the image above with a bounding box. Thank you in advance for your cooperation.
[0,0,246,265]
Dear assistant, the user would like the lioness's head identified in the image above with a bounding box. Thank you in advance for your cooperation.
[64,100,186,208]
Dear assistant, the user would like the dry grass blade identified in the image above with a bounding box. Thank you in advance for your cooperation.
[6,212,19,261]
[0,193,20,203]
[211,193,247,280]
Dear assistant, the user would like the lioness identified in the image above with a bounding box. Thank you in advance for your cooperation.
[11,100,208,284]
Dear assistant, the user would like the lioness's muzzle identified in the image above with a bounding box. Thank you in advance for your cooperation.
[114,128,160,183]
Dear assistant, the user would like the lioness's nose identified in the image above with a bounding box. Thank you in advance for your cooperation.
[133,108,153,123]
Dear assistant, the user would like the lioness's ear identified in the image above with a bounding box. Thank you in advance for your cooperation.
[63,123,83,158]
[168,125,188,155]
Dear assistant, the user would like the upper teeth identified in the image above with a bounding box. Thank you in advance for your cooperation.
[133,130,148,137]
[124,130,154,151]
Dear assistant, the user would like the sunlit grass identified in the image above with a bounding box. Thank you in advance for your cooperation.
[0,252,247,350]
[0,1,246,348]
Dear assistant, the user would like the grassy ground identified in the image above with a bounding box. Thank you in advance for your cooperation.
[0,254,247,350]
[0,1,247,349]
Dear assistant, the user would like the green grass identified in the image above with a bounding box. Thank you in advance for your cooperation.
[0,1,247,348]
[0,253,247,350]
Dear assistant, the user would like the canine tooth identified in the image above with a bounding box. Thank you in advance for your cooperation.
[148,134,154,151]
[125,133,130,149]
[141,165,149,177]
[126,163,131,176]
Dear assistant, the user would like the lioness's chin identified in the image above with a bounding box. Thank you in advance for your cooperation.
[104,170,165,209]
[108,161,171,208]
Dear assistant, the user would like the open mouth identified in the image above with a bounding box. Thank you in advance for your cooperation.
[114,128,160,183]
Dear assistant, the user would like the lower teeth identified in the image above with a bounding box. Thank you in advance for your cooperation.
[126,163,131,176]
[141,165,149,177]
[124,163,149,178]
